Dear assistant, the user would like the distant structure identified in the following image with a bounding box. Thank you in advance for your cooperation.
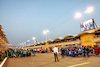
[23,18,100,49]
[59,36,63,39]
[0,25,9,50]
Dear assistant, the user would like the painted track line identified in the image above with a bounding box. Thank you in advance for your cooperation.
[0,57,7,67]
[67,62,90,67]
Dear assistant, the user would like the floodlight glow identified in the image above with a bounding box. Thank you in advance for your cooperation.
[43,30,49,34]
[43,31,47,34]
[74,12,81,18]
[46,30,49,33]
[27,40,30,42]
[32,37,36,40]
[84,7,93,13]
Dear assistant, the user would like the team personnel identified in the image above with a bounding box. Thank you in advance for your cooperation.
[53,46,59,62]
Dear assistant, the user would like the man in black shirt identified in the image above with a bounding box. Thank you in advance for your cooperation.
[61,47,65,58]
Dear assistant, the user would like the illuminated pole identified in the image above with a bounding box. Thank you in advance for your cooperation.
[46,33,47,41]
[43,30,50,41]
[32,37,36,48]
[79,18,82,23]
[49,33,50,40]
[27,40,30,45]
[84,6,99,28]
[46,30,50,40]
[43,31,47,41]
[74,12,82,23]
[90,13,99,28]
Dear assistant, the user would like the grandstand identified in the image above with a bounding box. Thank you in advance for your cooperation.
[23,27,100,49]
[0,25,9,51]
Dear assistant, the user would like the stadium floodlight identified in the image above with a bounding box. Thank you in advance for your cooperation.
[74,12,81,18]
[46,30,49,33]
[27,40,30,42]
[84,6,93,13]
[43,30,50,41]
[43,31,47,34]
[46,30,51,40]
[84,6,99,28]
[32,37,36,40]
[74,12,82,23]
[43,30,47,41]
[32,37,37,48]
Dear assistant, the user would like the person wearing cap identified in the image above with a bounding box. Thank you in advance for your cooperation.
[53,46,59,62]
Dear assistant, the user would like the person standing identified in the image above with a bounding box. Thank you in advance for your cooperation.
[83,47,86,57]
[21,49,24,58]
[8,49,11,58]
[35,49,36,53]
[85,47,89,57]
[5,50,8,57]
[61,47,65,58]
[66,49,69,56]
[33,49,35,56]
[53,46,59,62]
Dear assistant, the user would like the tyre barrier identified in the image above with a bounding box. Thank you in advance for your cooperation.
[94,45,99,55]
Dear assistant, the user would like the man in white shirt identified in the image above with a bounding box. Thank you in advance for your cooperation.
[53,46,59,62]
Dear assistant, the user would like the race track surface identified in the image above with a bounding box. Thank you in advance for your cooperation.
[3,53,100,67]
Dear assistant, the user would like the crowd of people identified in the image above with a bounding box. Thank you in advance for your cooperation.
[0,46,100,63]
[0,48,36,63]
[53,46,100,62]
[0,50,6,62]
[59,46,94,58]
[1,49,36,58]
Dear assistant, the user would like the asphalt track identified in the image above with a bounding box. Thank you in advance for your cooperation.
[3,53,100,67]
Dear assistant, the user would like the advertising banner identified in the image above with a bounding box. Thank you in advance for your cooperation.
[80,19,94,32]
